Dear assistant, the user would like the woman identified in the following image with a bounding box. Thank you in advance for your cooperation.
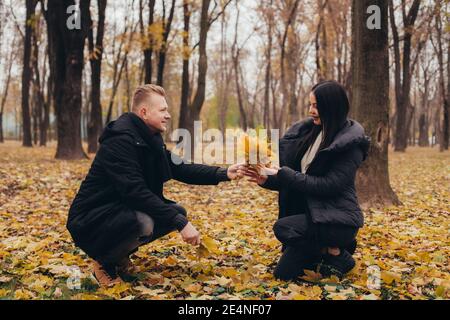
[243,81,370,281]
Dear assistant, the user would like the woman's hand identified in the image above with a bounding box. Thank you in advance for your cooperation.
[261,165,280,176]
[238,164,273,185]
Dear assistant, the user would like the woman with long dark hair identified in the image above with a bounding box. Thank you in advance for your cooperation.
[242,80,370,280]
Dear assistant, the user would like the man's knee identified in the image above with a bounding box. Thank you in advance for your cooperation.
[136,212,154,237]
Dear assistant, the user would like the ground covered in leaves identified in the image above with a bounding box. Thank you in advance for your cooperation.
[0,141,448,300]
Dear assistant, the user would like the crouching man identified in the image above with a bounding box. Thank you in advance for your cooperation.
[67,84,241,287]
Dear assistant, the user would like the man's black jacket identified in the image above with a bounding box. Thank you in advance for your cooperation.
[67,113,229,259]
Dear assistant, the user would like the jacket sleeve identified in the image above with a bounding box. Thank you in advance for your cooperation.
[167,150,230,185]
[260,175,281,191]
[98,137,188,231]
[276,147,364,196]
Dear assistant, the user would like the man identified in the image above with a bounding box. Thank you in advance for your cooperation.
[67,84,241,286]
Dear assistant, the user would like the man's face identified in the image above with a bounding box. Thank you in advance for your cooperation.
[138,94,171,132]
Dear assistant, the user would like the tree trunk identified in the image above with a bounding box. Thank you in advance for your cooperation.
[21,0,36,147]
[178,0,191,130]
[104,27,131,125]
[418,113,429,146]
[279,0,300,134]
[390,0,421,152]
[0,113,3,143]
[140,0,155,84]
[124,57,132,112]
[418,61,431,147]
[232,9,247,131]
[233,53,247,131]
[446,31,450,150]
[30,15,49,146]
[156,0,176,87]
[217,9,229,133]
[87,0,107,153]
[41,54,52,146]
[352,0,400,208]
[0,44,14,143]
[188,0,211,126]
[45,0,90,159]
[434,3,449,151]
[31,28,40,146]
[263,1,273,130]
[316,0,329,82]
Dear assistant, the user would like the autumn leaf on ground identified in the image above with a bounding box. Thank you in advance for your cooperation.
[197,235,220,258]
[300,269,323,283]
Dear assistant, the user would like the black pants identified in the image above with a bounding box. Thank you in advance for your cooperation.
[272,214,358,281]
[97,204,187,266]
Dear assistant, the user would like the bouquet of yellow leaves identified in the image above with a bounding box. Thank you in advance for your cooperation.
[239,133,278,175]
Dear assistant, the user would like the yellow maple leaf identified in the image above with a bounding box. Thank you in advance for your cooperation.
[197,243,210,259]
[14,289,34,300]
[202,236,220,253]
[221,267,238,278]
[0,289,11,297]
[381,271,402,285]
[301,269,322,283]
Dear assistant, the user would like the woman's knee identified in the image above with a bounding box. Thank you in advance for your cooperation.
[273,220,288,242]
[273,215,309,244]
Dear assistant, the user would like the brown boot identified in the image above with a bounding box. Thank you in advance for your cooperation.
[92,260,123,287]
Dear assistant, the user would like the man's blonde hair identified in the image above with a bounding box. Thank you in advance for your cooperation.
[131,84,166,111]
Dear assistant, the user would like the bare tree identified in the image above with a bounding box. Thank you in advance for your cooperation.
[87,0,107,153]
[431,0,449,151]
[315,0,329,82]
[215,4,232,132]
[30,8,50,146]
[178,0,191,130]
[139,0,156,84]
[156,0,176,86]
[389,0,421,152]
[231,7,248,131]
[0,41,16,143]
[105,12,136,124]
[178,0,232,133]
[417,50,435,147]
[278,0,300,134]
[262,0,274,130]
[21,0,37,147]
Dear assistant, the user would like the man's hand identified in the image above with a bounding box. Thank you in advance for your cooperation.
[242,165,269,185]
[227,164,245,180]
[180,222,201,245]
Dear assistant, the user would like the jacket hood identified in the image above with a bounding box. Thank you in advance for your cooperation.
[99,113,145,145]
[283,117,371,160]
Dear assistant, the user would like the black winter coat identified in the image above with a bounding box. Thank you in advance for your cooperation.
[67,113,229,259]
[262,118,370,228]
